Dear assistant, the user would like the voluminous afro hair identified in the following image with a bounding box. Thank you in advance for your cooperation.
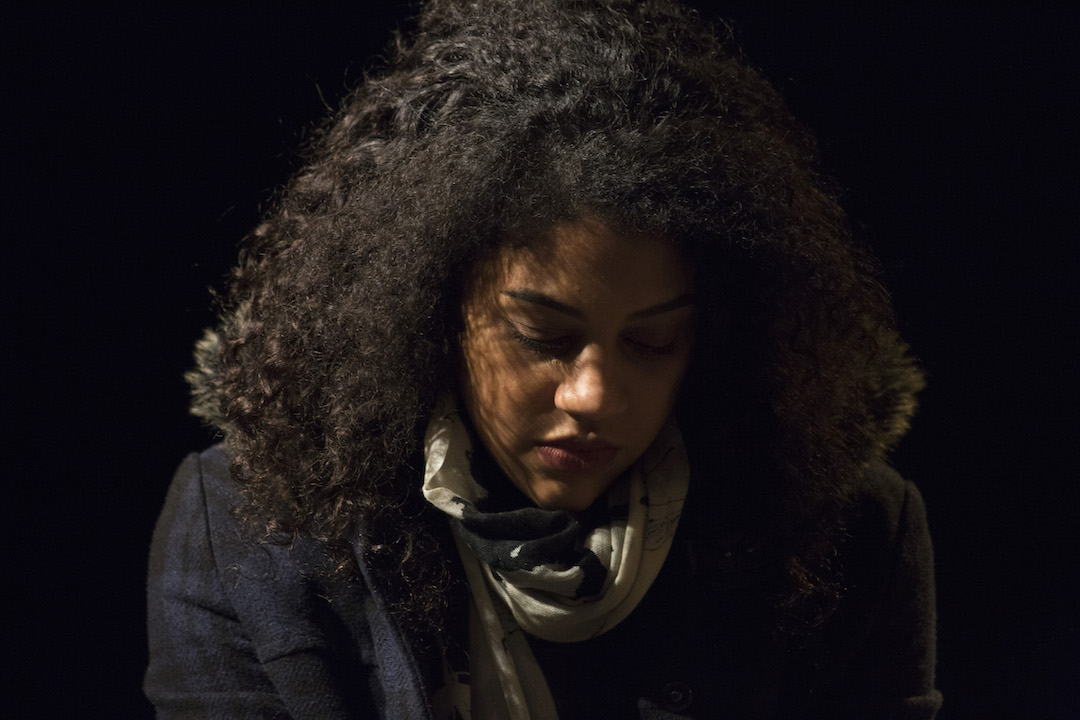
[188,0,923,639]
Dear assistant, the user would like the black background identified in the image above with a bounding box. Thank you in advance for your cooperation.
[6,2,1078,718]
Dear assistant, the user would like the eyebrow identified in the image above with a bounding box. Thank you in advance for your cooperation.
[501,290,696,320]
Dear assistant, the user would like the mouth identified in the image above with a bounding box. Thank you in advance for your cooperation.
[534,437,619,473]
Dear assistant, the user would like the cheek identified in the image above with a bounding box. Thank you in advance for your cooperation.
[635,357,692,422]
[638,378,679,424]
[460,324,498,417]
[461,324,550,436]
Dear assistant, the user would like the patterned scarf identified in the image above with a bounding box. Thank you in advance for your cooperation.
[422,395,689,720]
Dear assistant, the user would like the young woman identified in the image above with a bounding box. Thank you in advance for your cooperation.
[145,1,940,717]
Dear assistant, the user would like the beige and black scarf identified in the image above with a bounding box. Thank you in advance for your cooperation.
[422,395,689,720]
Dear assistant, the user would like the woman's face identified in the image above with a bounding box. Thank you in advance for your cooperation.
[459,217,696,511]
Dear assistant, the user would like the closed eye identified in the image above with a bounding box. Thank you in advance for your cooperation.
[621,323,686,357]
[506,322,576,357]
[624,336,682,356]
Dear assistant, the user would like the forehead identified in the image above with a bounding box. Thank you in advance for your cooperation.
[471,217,694,304]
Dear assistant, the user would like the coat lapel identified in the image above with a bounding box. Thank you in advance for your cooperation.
[351,538,438,719]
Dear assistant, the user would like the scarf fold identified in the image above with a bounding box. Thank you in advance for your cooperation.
[422,395,689,720]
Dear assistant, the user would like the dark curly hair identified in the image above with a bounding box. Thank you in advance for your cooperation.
[188,0,923,640]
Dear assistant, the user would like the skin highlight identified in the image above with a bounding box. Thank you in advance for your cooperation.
[458,217,696,511]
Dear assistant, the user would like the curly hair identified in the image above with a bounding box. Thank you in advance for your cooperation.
[188,0,923,640]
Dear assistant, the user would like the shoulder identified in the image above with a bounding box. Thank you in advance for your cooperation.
[147,445,239,603]
[148,445,339,642]
[151,444,361,616]
[146,447,394,718]
[165,444,242,529]
[805,461,941,718]
[149,445,306,587]
[150,445,236,544]
[834,461,935,625]
[849,461,930,545]
[842,461,934,587]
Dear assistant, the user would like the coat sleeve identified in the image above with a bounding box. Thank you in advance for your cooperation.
[807,470,943,719]
[144,449,386,719]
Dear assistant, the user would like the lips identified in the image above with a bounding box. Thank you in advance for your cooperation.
[534,438,618,473]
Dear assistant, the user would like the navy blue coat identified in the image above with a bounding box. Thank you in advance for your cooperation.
[145,445,941,718]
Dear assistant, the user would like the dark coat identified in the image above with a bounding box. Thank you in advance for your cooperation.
[145,445,941,719]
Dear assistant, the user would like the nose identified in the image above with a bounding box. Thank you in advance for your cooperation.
[553,344,629,420]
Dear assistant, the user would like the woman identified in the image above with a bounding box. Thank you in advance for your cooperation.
[146,0,940,718]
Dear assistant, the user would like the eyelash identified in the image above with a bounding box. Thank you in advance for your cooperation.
[626,337,682,356]
[507,325,680,358]
[507,326,573,356]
